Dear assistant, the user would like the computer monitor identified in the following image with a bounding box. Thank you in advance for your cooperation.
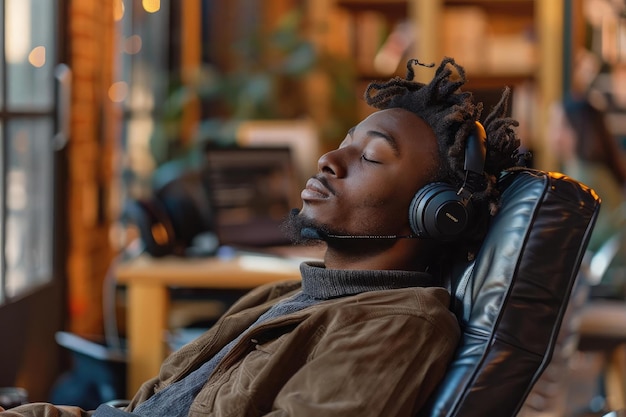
[203,146,300,248]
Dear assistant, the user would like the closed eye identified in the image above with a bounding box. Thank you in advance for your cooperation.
[361,154,381,164]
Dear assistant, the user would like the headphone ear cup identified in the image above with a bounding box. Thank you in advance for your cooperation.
[409,182,473,241]
[128,198,177,257]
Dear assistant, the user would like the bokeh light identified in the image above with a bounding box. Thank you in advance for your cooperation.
[142,0,160,14]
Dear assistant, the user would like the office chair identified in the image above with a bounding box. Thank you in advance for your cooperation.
[419,168,601,417]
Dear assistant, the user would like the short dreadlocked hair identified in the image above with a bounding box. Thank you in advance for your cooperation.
[365,57,526,217]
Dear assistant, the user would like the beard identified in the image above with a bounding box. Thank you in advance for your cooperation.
[281,208,401,256]
[281,208,334,246]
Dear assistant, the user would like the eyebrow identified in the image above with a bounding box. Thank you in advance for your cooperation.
[368,130,399,155]
[348,126,400,155]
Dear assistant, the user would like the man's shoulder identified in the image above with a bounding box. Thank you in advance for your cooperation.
[319,286,454,323]
[351,285,451,308]
[315,287,459,340]
[234,279,302,307]
[256,279,303,298]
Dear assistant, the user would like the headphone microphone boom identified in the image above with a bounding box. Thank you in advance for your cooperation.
[300,227,419,240]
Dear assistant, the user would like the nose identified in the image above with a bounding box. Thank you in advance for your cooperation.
[317,148,347,177]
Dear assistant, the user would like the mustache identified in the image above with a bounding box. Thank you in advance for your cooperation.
[313,175,337,196]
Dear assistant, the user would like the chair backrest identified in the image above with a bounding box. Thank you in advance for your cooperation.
[419,169,601,417]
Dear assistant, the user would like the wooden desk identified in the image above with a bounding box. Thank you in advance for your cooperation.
[115,253,306,397]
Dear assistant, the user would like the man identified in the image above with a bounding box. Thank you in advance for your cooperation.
[0,57,524,416]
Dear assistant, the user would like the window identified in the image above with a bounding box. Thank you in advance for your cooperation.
[0,0,58,301]
[115,0,171,200]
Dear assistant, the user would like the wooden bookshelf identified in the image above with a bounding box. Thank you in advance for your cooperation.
[311,0,563,169]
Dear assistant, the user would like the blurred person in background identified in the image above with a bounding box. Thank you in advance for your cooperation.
[548,96,626,254]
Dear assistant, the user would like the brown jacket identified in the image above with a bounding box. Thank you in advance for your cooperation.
[129,279,459,416]
[1,279,459,417]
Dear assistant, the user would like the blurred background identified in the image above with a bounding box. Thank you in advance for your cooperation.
[0,0,625,413]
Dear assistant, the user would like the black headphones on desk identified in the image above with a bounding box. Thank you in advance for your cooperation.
[408,121,487,242]
[122,169,218,257]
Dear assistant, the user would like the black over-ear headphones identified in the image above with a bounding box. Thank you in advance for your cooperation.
[122,169,217,257]
[408,121,487,242]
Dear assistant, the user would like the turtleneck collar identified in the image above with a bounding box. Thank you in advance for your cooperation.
[299,261,438,300]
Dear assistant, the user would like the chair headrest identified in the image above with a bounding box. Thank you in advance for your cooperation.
[420,169,601,417]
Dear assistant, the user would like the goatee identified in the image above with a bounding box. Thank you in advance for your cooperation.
[281,208,329,246]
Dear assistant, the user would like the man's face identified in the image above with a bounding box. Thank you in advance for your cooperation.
[297,107,439,239]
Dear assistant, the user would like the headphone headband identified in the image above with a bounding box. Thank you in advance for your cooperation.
[464,121,487,174]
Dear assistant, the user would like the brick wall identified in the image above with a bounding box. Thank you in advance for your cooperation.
[66,0,118,336]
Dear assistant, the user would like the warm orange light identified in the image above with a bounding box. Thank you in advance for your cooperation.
[142,0,160,13]
[28,46,46,68]
[108,81,129,102]
[114,0,125,21]
[124,35,143,55]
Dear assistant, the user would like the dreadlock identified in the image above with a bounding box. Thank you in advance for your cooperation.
[365,57,527,217]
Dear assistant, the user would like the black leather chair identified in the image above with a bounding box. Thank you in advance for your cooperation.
[419,168,601,417]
